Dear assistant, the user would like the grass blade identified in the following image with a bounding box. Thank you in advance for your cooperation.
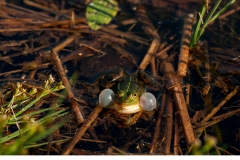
[190,3,206,49]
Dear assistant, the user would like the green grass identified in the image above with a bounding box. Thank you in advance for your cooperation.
[190,0,236,49]
[0,75,68,155]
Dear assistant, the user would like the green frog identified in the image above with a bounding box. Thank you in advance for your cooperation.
[91,68,158,127]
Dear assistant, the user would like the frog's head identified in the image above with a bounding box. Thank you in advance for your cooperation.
[114,78,145,106]
[99,75,157,114]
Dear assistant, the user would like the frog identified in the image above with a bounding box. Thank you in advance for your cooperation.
[91,68,158,127]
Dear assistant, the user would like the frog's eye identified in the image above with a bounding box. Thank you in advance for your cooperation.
[116,90,124,97]
[99,89,115,108]
[140,92,157,111]
[131,93,137,99]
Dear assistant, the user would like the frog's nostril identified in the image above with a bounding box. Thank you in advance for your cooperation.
[99,89,115,108]
[140,92,156,111]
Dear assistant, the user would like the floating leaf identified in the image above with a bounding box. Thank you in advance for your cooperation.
[86,0,118,30]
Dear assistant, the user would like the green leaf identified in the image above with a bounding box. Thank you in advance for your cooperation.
[86,0,118,30]
[0,109,67,143]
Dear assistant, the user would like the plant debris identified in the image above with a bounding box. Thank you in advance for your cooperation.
[0,0,240,155]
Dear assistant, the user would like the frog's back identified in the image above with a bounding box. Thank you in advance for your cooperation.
[117,74,145,95]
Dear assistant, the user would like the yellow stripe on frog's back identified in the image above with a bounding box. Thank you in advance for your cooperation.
[117,74,132,93]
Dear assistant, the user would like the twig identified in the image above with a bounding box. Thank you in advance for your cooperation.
[155,42,167,77]
[149,93,166,154]
[215,146,232,155]
[108,18,137,29]
[51,34,84,124]
[0,62,51,76]
[47,132,54,155]
[203,42,211,83]
[0,39,28,48]
[214,146,221,155]
[61,105,102,155]
[162,62,195,146]
[0,69,22,77]
[98,34,127,46]
[195,108,240,132]
[230,146,240,153]
[0,18,34,24]
[177,13,195,76]
[212,108,240,121]
[163,93,173,155]
[173,115,179,155]
[150,42,167,77]
[9,96,21,135]
[62,40,102,63]
[156,43,175,57]
[80,43,107,57]
[28,69,37,79]
[0,5,50,24]
[81,138,106,143]
[99,26,149,45]
[6,2,53,20]
[134,4,195,147]
[72,149,103,155]
[134,5,160,39]
[200,42,211,96]
[200,86,239,124]
[139,38,160,70]
[0,18,85,28]
[60,136,107,144]
[0,27,89,32]
[185,84,190,106]
[219,4,240,19]
[111,146,129,155]
[23,0,72,19]
[88,127,103,149]
[134,5,160,71]
[33,18,86,28]
[150,58,157,81]
[0,45,49,61]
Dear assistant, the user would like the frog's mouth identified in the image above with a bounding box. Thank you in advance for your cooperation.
[112,102,141,114]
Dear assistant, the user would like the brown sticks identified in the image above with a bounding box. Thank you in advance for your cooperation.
[200,86,239,124]
[135,5,160,39]
[23,0,71,19]
[134,4,195,148]
[173,115,180,155]
[51,34,84,124]
[61,105,102,155]
[185,84,191,106]
[163,93,173,154]
[164,63,195,146]
[177,13,194,76]
[195,108,240,132]
[139,38,160,70]
[149,93,166,154]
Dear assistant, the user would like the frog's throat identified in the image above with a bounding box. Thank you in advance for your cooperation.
[112,102,141,114]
